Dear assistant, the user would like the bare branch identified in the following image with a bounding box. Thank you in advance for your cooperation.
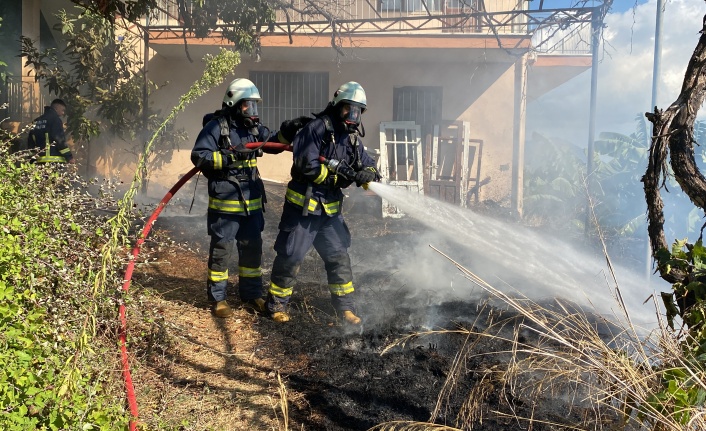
[643,13,706,282]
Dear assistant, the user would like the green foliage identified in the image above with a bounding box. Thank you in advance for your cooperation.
[644,364,706,427]
[525,114,706,240]
[0,16,7,84]
[589,118,650,236]
[522,132,585,231]
[95,46,239,297]
[0,135,128,429]
[0,42,240,431]
[22,8,145,144]
[657,239,706,353]
[648,238,706,427]
[21,7,188,176]
[70,0,156,24]
[69,0,275,55]
[179,0,275,53]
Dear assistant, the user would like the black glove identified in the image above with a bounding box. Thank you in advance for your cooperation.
[354,169,377,187]
[280,116,313,143]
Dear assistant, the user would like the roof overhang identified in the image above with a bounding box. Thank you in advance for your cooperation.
[528,54,592,100]
[147,31,532,64]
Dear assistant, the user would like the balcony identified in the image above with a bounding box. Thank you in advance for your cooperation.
[148,0,593,56]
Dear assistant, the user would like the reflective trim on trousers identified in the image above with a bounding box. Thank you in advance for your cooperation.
[329,281,354,296]
[269,281,293,298]
[208,268,229,282]
[239,266,262,278]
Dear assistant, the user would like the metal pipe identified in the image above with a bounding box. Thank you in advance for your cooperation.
[651,0,664,111]
[585,7,601,234]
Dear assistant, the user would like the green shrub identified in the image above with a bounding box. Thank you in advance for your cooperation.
[0,139,129,430]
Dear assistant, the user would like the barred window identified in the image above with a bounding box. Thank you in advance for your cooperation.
[250,71,329,132]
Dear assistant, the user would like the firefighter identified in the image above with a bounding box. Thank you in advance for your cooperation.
[27,99,74,164]
[266,81,381,325]
[191,78,307,318]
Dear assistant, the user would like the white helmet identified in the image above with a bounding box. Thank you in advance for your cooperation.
[331,81,366,112]
[223,78,261,108]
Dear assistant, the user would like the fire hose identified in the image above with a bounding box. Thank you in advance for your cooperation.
[118,141,290,430]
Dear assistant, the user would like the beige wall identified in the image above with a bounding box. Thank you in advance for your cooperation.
[94,49,520,204]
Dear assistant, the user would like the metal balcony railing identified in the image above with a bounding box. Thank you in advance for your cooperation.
[532,19,592,55]
[148,0,593,55]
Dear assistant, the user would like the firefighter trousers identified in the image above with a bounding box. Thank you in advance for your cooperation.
[206,211,264,302]
[267,203,356,313]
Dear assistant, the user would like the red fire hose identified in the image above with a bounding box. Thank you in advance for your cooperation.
[118,141,290,430]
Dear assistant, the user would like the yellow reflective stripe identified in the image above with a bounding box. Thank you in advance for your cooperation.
[313,164,328,184]
[269,281,293,298]
[284,188,341,215]
[231,159,257,169]
[213,151,223,170]
[277,131,290,144]
[285,188,318,212]
[208,268,229,282]
[239,266,262,278]
[59,147,71,155]
[37,156,66,163]
[208,197,262,213]
[322,201,340,215]
[329,281,354,296]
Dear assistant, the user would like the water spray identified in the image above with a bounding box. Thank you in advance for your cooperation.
[362,181,660,329]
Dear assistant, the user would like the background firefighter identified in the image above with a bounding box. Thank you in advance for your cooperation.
[266,81,381,324]
[191,78,307,318]
[27,98,74,164]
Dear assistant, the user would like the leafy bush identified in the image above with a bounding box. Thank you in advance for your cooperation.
[0,134,129,430]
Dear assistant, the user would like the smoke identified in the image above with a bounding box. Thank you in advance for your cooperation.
[361,182,663,329]
[527,0,705,142]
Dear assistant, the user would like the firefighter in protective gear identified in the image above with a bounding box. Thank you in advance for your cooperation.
[266,81,381,324]
[27,99,74,164]
[192,78,301,318]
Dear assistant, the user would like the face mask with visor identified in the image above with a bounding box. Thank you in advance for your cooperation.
[240,100,259,117]
[340,103,364,133]
[234,99,260,132]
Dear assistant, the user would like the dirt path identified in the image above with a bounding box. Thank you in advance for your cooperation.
[128,182,587,431]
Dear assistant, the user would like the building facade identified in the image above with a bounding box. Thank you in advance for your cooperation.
[6,0,596,215]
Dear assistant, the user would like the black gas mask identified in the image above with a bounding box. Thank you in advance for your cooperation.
[339,102,364,134]
[233,100,260,135]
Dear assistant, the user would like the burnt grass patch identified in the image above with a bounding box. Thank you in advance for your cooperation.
[139,183,603,430]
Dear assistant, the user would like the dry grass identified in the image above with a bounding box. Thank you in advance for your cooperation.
[271,372,290,431]
[129,248,285,431]
[367,421,463,430]
[376,243,706,431]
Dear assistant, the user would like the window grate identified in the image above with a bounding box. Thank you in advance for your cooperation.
[250,71,329,133]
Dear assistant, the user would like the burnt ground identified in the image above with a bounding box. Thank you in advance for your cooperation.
[130,181,603,431]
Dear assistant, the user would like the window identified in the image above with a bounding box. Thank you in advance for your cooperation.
[249,71,329,132]
[393,86,442,127]
[380,0,440,13]
[393,86,443,156]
